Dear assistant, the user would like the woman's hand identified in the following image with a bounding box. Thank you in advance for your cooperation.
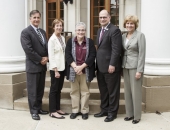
[74,66,83,74]
[55,71,60,78]
[135,72,141,79]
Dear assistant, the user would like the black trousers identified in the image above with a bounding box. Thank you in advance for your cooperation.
[97,70,121,117]
[26,71,46,114]
[49,70,65,112]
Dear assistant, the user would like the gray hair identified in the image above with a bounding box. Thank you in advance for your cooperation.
[75,22,86,30]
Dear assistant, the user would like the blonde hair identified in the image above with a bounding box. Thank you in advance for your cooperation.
[123,15,139,29]
[52,19,64,28]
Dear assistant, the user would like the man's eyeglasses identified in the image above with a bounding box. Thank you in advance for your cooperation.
[99,16,108,19]
[76,29,86,32]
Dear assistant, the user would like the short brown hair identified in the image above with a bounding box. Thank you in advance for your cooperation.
[123,15,139,29]
[52,19,64,28]
[30,10,41,17]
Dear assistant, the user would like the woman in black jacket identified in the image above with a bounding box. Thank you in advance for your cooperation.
[65,22,96,120]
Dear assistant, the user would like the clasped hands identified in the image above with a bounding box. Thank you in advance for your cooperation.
[73,66,83,75]
[41,57,48,65]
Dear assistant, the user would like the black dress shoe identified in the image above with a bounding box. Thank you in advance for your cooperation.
[70,113,79,119]
[94,111,108,117]
[104,115,116,122]
[31,114,40,120]
[49,113,65,119]
[82,113,88,120]
[38,109,49,115]
[124,116,134,121]
[57,111,69,115]
[132,119,140,124]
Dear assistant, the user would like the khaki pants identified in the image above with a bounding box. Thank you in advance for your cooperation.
[70,74,90,114]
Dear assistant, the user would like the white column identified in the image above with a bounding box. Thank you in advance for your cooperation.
[141,0,170,75]
[66,0,80,36]
[0,0,26,73]
[119,0,125,31]
[120,0,141,31]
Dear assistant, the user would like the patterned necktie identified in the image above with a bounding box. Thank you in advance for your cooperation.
[99,29,105,43]
[37,29,44,44]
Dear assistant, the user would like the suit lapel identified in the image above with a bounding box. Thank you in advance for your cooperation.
[126,30,137,49]
[28,25,45,47]
[98,23,111,48]
[53,33,63,50]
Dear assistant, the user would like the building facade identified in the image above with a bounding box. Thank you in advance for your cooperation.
[0,0,170,112]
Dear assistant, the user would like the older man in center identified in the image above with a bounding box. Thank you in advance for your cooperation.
[65,22,96,120]
[94,10,122,122]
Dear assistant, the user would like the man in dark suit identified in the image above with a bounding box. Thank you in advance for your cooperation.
[94,10,122,122]
[20,10,49,120]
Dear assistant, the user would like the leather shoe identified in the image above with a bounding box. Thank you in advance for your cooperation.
[104,115,116,122]
[70,113,79,119]
[94,111,108,117]
[82,113,88,120]
[31,114,40,120]
[132,119,140,124]
[49,113,65,119]
[38,109,49,115]
[124,116,134,121]
[57,111,69,115]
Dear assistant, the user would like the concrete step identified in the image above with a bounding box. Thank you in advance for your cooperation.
[14,97,139,114]
[23,87,125,99]
[45,77,124,88]
[14,97,145,114]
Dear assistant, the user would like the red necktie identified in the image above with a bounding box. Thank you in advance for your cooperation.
[99,29,104,43]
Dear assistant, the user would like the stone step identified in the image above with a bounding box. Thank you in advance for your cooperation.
[45,77,124,88]
[14,97,146,114]
[23,87,125,100]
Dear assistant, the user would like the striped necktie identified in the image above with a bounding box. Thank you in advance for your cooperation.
[37,29,44,44]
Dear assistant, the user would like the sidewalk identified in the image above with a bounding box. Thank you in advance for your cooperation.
[0,109,169,130]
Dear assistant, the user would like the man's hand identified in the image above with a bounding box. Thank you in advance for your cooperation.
[135,72,141,79]
[108,65,115,73]
[41,57,48,65]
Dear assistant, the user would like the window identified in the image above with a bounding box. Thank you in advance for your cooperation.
[46,0,64,39]
[90,0,119,43]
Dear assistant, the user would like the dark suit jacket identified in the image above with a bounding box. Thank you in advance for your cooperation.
[20,25,48,73]
[96,23,122,73]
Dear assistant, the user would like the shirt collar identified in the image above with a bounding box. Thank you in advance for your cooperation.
[102,22,110,30]
[74,36,86,44]
[31,24,39,32]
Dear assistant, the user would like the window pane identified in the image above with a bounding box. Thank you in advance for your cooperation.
[110,0,119,26]
[48,3,56,10]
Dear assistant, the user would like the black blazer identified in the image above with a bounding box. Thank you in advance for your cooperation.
[96,23,122,73]
[20,25,48,73]
[65,37,96,82]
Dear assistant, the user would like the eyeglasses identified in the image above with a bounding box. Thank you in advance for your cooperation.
[99,16,108,19]
[76,29,86,32]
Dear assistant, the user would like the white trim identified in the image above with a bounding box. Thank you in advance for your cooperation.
[144,58,170,75]
[76,0,80,22]
[144,65,170,75]
[146,58,170,65]
[64,2,68,31]
[87,0,90,37]
[0,56,25,73]
[43,0,46,30]
[25,0,28,27]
